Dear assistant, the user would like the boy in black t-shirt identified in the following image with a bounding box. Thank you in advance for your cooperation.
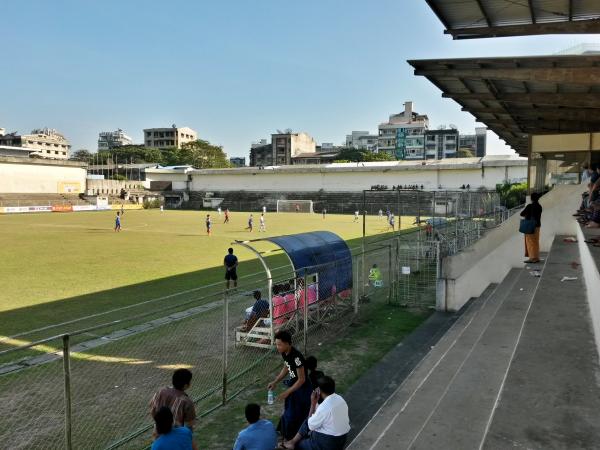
[268,330,313,441]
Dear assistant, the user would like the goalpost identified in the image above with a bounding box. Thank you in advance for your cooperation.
[276,199,314,213]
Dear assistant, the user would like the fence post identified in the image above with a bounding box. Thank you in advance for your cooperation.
[435,241,446,311]
[353,256,359,314]
[303,270,308,354]
[62,335,73,450]
[222,293,228,405]
[387,244,392,304]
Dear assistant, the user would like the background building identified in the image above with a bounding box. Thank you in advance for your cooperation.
[229,157,246,167]
[98,129,133,150]
[271,131,316,165]
[250,140,273,167]
[143,125,197,148]
[0,128,71,159]
[425,128,459,159]
[346,131,378,151]
[378,101,429,159]
[459,127,487,158]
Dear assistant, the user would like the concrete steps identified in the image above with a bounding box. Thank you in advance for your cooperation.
[348,266,538,449]
[348,233,600,449]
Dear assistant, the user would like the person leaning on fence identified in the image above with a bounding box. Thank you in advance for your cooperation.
[520,192,543,264]
[282,376,350,450]
[233,403,277,450]
[268,330,313,442]
[151,406,197,450]
[150,368,197,431]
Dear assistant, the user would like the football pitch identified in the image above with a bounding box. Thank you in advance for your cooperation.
[0,209,418,340]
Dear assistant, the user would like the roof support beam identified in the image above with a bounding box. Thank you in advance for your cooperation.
[444,92,600,108]
[528,0,536,24]
[475,0,492,27]
[483,119,600,132]
[462,107,600,122]
[415,67,600,85]
[445,19,600,39]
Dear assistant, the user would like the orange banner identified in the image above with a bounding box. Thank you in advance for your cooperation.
[52,205,73,212]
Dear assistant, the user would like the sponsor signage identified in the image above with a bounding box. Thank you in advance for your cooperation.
[3,205,53,213]
[72,205,97,212]
[52,205,73,212]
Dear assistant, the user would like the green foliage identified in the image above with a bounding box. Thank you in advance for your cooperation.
[96,140,230,169]
[142,199,162,209]
[334,148,395,163]
[496,182,527,208]
[70,149,92,161]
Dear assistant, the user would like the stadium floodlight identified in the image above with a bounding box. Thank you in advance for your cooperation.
[276,200,314,213]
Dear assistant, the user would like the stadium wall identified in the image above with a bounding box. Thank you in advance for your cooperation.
[0,156,87,194]
[189,157,526,193]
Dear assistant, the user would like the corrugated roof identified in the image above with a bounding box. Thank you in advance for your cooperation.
[408,54,600,156]
[426,0,600,39]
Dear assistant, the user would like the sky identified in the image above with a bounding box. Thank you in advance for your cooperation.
[2,0,600,158]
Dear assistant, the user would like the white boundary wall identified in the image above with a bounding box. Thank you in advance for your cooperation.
[440,184,581,312]
[0,158,86,193]
[190,157,526,193]
[577,226,600,355]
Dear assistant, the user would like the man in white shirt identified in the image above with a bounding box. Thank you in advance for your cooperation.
[283,376,350,450]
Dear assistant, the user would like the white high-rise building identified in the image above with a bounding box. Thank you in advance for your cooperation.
[97,129,133,150]
[345,131,378,151]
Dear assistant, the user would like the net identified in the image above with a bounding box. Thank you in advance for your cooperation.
[276,200,313,213]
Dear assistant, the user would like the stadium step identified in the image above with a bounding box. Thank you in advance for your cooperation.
[348,234,600,449]
[347,263,543,449]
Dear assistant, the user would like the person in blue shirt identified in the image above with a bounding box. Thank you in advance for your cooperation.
[234,403,277,450]
[151,406,197,450]
[114,211,121,232]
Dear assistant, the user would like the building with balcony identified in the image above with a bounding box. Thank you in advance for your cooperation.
[249,142,273,167]
[425,128,459,159]
[0,127,71,159]
[143,125,197,149]
[98,129,133,151]
[378,101,429,159]
[271,131,316,166]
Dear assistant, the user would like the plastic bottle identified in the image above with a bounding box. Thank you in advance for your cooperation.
[267,390,274,405]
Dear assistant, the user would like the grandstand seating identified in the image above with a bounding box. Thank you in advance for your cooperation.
[0,193,93,207]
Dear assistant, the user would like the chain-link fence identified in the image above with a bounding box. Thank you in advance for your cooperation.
[0,203,520,449]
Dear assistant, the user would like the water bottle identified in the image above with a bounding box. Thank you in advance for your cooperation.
[267,390,274,405]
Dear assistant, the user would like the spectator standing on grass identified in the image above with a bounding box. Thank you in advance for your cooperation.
[224,247,239,290]
[283,376,350,450]
[521,192,543,264]
[268,330,313,441]
[233,403,277,450]
[150,369,197,431]
[151,406,197,450]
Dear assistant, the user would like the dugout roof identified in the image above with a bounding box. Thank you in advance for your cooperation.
[426,0,600,39]
[408,54,600,156]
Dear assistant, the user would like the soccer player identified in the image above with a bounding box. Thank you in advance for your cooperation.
[120,204,125,216]
[389,213,395,231]
[378,209,383,220]
[114,211,121,232]
[224,247,239,290]
[259,213,266,232]
[262,205,267,214]
[224,208,230,224]
[246,214,254,232]
[205,214,212,236]
[322,208,327,219]
[295,204,300,213]
[217,206,222,216]
[354,210,359,222]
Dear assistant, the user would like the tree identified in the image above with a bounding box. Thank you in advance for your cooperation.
[70,149,92,161]
[333,148,395,163]
[178,140,231,168]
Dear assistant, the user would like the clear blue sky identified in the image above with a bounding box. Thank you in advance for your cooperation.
[2,0,599,158]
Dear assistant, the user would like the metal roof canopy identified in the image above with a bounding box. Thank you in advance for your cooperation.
[426,0,600,39]
[408,54,600,156]
[235,231,353,298]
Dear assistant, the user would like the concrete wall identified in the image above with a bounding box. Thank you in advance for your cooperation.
[0,157,86,193]
[87,179,144,195]
[577,226,600,356]
[190,161,527,193]
[143,170,189,190]
[440,184,581,311]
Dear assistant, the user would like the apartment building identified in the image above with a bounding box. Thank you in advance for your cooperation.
[378,101,429,159]
[143,125,197,148]
[0,127,71,159]
[98,129,133,150]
